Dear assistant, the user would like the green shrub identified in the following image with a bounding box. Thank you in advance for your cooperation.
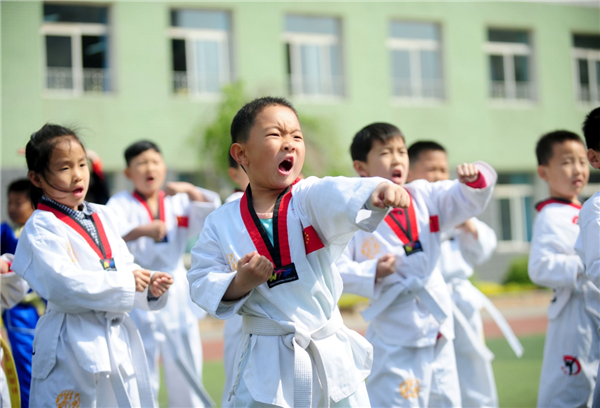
[502,256,534,285]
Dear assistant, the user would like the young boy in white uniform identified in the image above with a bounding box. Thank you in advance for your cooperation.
[575,107,600,407]
[221,153,248,408]
[336,123,497,408]
[406,141,523,408]
[107,141,220,407]
[529,130,599,408]
[188,97,411,407]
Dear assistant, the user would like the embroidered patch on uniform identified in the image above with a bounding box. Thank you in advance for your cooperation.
[177,216,189,227]
[267,263,299,288]
[429,215,440,233]
[403,240,423,256]
[562,355,581,375]
[100,257,116,271]
[56,390,81,408]
[572,215,579,225]
[361,236,381,260]
[226,253,238,272]
[399,378,421,399]
[303,226,324,255]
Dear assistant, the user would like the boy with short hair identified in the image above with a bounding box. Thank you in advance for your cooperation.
[107,141,221,407]
[336,123,497,407]
[529,130,599,408]
[1,178,38,407]
[407,141,522,408]
[574,107,600,407]
[188,97,411,407]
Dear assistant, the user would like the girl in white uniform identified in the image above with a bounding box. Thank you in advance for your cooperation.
[529,130,599,408]
[107,140,220,407]
[11,124,173,408]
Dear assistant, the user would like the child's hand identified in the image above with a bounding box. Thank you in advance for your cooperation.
[149,272,173,297]
[457,163,480,184]
[146,220,167,241]
[165,181,207,202]
[371,183,411,209]
[375,253,396,280]
[457,219,478,239]
[223,252,274,300]
[132,269,151,292]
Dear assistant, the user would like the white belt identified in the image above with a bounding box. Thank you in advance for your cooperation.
[242,309,344,408]
[46,303,156,408]
[361,277,447,324]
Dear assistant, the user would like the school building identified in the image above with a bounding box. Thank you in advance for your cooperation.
[2,0,599,281]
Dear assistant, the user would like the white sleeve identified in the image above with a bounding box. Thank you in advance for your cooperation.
[577,201,600,288]
[457,218,497,266]
[294,176,390,251]
[413,161,497,233]
[186,187,222,239]
[187,217,247,319]
[336,242,378,299]
[11,217,137,314]
[1,254,29,309]
[106,194,139,237]
[528,215,582,289]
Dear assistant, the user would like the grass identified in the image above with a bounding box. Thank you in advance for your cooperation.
[158,334,545,408]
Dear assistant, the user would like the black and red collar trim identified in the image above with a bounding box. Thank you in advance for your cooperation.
[133,190,166,222]
[384,194,419,244]
[535,197,582,212]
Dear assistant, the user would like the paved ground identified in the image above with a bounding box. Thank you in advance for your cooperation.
[199,290,552,361]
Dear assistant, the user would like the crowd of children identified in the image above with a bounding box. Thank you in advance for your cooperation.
[0,100,598,408]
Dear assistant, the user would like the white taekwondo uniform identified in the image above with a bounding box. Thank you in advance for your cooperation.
[221,190,244,408]
[337,162,497,408]
[11,200,167,408]
[438,219,522,408]
[575,191,600,408]
[529,198,600,408]
[188,176,394,408]
[107,188,220,407]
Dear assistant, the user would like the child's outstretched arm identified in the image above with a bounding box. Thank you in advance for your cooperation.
[370,182,411,209]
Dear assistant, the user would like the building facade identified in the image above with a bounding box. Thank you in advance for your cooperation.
[2,0,599,280]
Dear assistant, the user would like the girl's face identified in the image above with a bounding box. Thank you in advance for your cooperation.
[30,136,90,210]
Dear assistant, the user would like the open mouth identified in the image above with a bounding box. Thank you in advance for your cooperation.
[73,187,84,196]
[146,176,155,183]
[278,158,293,174]
[391,169,403,181]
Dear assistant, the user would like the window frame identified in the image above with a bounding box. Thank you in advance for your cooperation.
[41,15,110,96]
[283,16,344,100]
[168,23,232,99]
[387,22,445,103]
[493,184,533,252]
[572,43,600,105]
[484,29,536,104]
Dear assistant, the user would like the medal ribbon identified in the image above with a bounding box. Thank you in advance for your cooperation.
[37,202,112,261]
[133,190,166,222]
[240,179,299,267]
[384,196,419,245]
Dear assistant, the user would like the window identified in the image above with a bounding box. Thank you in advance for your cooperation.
[573,34,600,104]
[170,9,232,97]
[284,15,343,98]
[485,29,534,101]
[388,21,444,100]
[493,174,534,251]
[42,4,110,94]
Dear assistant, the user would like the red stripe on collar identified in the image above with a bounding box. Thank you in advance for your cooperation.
[133,191,166,222]
[535,198,582,212]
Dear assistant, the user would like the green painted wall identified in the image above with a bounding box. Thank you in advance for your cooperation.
[2,1,598,174]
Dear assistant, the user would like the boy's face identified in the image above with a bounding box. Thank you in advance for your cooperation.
[125,149,166,197]
[353,136,408,185]
[8,191,33,226]
[407,149,449,183]
[538,140,589,201]
[233,105,305,192]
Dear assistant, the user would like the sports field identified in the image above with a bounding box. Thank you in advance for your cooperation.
[158,334,545,408]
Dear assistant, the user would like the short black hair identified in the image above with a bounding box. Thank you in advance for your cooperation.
[350,123,405,162]
[124,140,161,166]
[25,123,83,207]
[535,130,584,166]
[408,141,446,167]
[7,178,31,200]
[230,97,297,144]
[582,107,600,151]
[228,151,239,169]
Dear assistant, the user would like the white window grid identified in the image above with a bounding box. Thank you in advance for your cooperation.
[40,23,109,95]
[572,48,600,105]
[484,41,535,102]
[494,184,533,252]
[283,32,343,99]
[169,27,231,98]
[387,37,444,101]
